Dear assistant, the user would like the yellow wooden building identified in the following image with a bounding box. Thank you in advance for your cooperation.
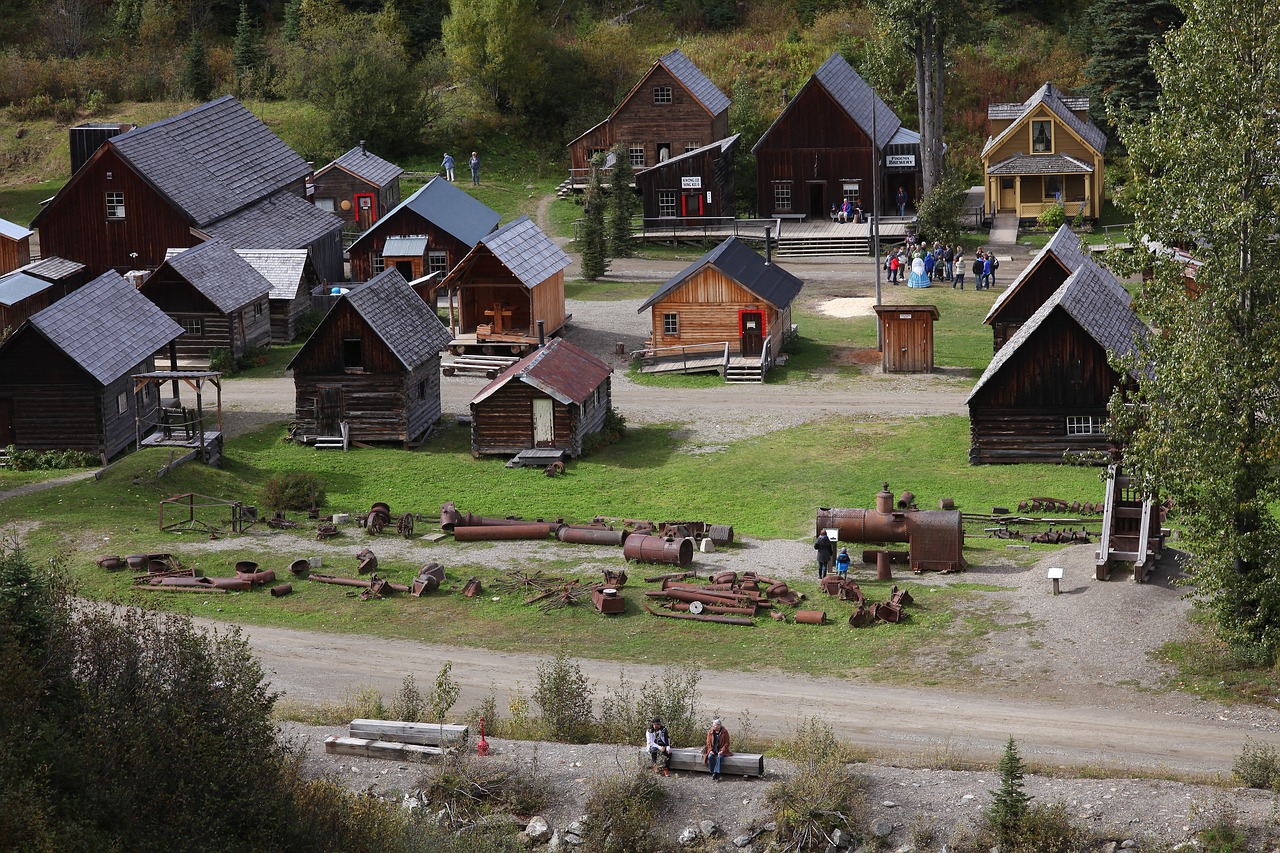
[981,83,1106,222]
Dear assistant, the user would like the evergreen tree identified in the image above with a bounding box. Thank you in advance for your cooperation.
[232,1,265,84]
[579,154,609,281]
[1081,0,1182,135]
[987,737,1031,849]
[180,31,214,101]
[442,0,550,115]
[282,0,303,42]
[607,145,635,258]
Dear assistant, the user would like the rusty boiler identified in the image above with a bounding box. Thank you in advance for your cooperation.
[592,586,626,615]
[623,534,694,566]
[816,484,909,544]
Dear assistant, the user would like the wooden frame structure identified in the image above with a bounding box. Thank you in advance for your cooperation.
[133,370,223,466]
[874,304,939,373]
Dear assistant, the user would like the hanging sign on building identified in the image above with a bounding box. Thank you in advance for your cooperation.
[681,176,703,189]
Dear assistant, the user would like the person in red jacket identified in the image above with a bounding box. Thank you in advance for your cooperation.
[702,718,732,781]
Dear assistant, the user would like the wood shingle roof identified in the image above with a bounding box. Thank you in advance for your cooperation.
[155,238,271,313]
[981,82,1107,159]
[232,249,311,301]
[201,191,342,250]
[477,217,571,289]
[342,269,450,370]
[323,145,404,188]
[640,237,804,312]
[984,224,1116,324]
[659,49,730,116]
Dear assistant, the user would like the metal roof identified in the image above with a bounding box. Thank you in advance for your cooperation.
[472,337,612,407]
[986,153,1094,175]
[383,235,430,257]
[636,135,739,175]
[342,268,450,370]
[108,96,313,227]
[476,217,570,289]
[152,238,271,313]
[347,177,500,254]
[639,236,804,312]
[659,49,730,116]
[981,82,1107,159]
[967,263,1147,402]
[0,271,55,307]
[321,145,404,187]
[26,271,183,386]
[984,225,1125,324]
[0,217,32,241]
[202,191,343,250]
[233,249,312,301]
[22,256,85,281]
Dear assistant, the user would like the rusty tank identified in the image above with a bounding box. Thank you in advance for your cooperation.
[623,534,694,566]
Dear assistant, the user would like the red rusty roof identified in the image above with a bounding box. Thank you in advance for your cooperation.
[472,338,612,406]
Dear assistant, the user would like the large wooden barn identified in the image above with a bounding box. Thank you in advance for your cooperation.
[146,239,272,366]
[347,177,500,283]
[0,271,182,459]
[312,143,403,231]
[290,269,451,447]
[437,216,571,355]
[982,83,1107,223]
[967,263,1147,465]
[0,217,32,275]
[752,52,924,220]
[234,248,318,343]
[984,224,1094,352]
[636,236,802,382]
[470,338,612,461]
[30,96,344,282]
[635,135,739,223]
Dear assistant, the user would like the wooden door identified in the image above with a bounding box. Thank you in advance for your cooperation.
[532,398,554,447]
[0,398,13,446]
[395,260,414,279]
[999,178,1016,211]
[355,193,376,229]
[317,386,342,435]
[739,311,764,358]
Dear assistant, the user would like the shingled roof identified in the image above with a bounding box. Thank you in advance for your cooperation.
[321,145,404,188]
[987,153,1094,175]
[659,49,730,116]
[22,256,85,282]
[984,224,1114,324]
[233,249,312,301]
[201,191,342,250]
[474,217,571,289]
[640,237,804,312]
[341,269,450,370]
[26,271,182,386]
[636,135,739,175]
[981,82,1107,159]
[472,337,612,407]
[754,53,901,154]
[967,263,1147,403]
[152,238,271,313]
[347,177,500,254]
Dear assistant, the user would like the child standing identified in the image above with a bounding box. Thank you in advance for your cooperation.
[836,548,851,579]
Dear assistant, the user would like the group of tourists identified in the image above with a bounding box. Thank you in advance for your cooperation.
[440,151,482,185]
[812,531,850,580]
[646,718,733,781]
[830,198,866,223]
[883,242,999,291]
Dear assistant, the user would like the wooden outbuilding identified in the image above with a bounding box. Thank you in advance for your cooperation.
[873,304,939,373]
[31,96,344,283]
[312,143,403,231]
[752,52,923,220]
[347,176,500,283]
[967,263,1147,464]
[0,270,182,458]
[234,249,318,343]
[439,216,571,355]
[636,236,802,382]
[20,256,90,299]
[567,48,730,187]
[0,269,58,332]
[635,134,739,222]
[145,238,272,366]
[470,338,613,462]
[0,217,32,275]
[984,224,1091,352]
[982,83,1106,223]
[289,269,451,447]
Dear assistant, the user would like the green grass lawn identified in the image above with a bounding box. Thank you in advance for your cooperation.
[233,343,302,379]
[0,179,63,227]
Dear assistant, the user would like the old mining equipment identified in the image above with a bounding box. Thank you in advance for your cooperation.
[816,483,965,573]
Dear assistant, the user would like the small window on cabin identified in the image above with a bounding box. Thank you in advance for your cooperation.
[418,380,426,400]
[663,313,679,336]
[628,145,645,167]
[684,142,700,154]
[1044,175,1063,201]
[316,197,336,212]
[116,390,129,415]
[373,252,385,273]
[773,183,792,211]
[343,338,363,371]
[653,86,672,104]
[428,250,448,275]
[182,317,203,336]
[253,301,263,317]
[842,183,860,203]
[1066,415,1102,435]
[105,191,125,220]
[1031,120,1053,154]
[658,190,676,218]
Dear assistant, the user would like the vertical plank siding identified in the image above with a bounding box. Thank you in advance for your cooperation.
[0,235,31,275]
[648,269,785,357]
[349,210,470,282]
[312,169,399,230]
[636,146,736,220]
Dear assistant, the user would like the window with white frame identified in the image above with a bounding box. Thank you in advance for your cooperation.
[842,183,861,203]
[316,197,336,212]
[653,86,672,104]
[105,191,125,220]
[773,183,792,211]
[116,390,129,415]
[1066,415,1103,435]
[628,145,645,167]
[428,250,448,274]
[182,317,203,336]
[684,142,700,153]
[373,251,385,273]
[658,190,677,218]
[663,313,679,335]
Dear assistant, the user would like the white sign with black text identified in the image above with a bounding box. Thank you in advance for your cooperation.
[886,154,916,168]
[681,176,702,189]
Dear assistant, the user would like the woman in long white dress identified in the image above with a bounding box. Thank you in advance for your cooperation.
[907,256,930,288]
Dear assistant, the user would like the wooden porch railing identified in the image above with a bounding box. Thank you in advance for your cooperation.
[631,341,732,372]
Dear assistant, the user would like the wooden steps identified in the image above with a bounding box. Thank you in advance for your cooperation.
[442,354,520,379]
[507,447,567,468]
[1095,464,1163,582]
[724,363,764,383]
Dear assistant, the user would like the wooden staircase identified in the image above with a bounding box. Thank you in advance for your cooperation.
[724,363,764,383]
[774,232,870,257]
[1095,465,1163,582]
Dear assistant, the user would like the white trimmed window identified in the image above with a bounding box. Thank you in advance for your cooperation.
[684,142,700,153]
[373,251,385,273]
[1066,415,1103,435]
[316,197,336,212]
[658,190,676,218]
[842,183,861,202]
[773,183,792,211]
[663,313,679,335]
[105,191,125,220]
[116,390,129,415]
[182,317,203,336]
[428,250,448,274]
[1031,119,1053,154]
[653,86,672,104]
[628,145,645,167]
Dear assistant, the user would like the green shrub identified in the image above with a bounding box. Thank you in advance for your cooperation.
[208,347,235,374]
[596,664,700,746]
[582,771,665,853]
[987,737,1031,850]
[4,445,97,471]
[1233,737,1279,789]
[1038,203,1066,229]
[767,717,868,851]
[237,345,271,370]
[262,471,326,510]
[427,661,460,724]
[390,674,426,723]
[534,652,594,743]
[294,308,326,340]
[1191,798,1249,853]
[582,408,626,455]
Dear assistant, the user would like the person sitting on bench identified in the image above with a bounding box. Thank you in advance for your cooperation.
[702,718,732,781]
[646,718,672,777]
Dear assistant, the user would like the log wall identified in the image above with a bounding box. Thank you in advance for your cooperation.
[647,269,786,358]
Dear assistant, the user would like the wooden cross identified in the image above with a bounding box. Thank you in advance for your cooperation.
[484,303,514,334]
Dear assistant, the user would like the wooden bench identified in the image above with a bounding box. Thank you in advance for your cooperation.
[639,747,765,777]
[325,735,448,760]
[349,718,469,747]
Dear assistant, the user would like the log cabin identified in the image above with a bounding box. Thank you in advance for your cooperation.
[289,268,451,447]
[752,52,923,220]
[438,216,570,355]
[0,217,32,275]
[30,96,344,283]
[470,337,612,461]
[312,143,404,232]
[146,238,272,366]
[984,224,1101,352]
[967,263,1147,464]
[873,304,939,373]
[982,83,1106,223]
[234,249,318,343]
[636,236,802,382]
[0,270,182,458]
[347,177,500,283]
[635,134,739,223]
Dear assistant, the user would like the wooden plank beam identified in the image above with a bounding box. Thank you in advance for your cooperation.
[348,719,469,747]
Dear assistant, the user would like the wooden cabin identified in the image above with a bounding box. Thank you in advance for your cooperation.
[752,52,923,220]
[145,239,272,366]
[289,269,451,447]
[470,338,613,461]
[347,177,500,283]
[982,83,1106,223]
[235,249,318,343]
[20,256,89,299]
[0,269,57,332]
[636,236,802,382]
[0,271,182,459]
[31,96,344,283]
[967,263,1147,464]
[567,49,730,187]
[635,135,738,223]
[0,218,32,275]
[984,224,1092,352]
[438,216,570,355]
[313,143,403,231]
[874,305,939,373]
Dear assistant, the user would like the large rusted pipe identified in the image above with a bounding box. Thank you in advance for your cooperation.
[645,589,742,606]
[876,550,893,581]
[667,601,757,617]
[896,491,915,510]
[311,573,409,593]
[210,577,254,590]
[643,605,753,626]
[453,523,560,541]
[624,535,694,566]
[795,610,826,625]
[271,584,293,597]
[816,507,909,544]
[236,569,276,586]
[557,525,627,546]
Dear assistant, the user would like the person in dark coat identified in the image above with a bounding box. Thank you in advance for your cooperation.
[814,531,835,579]
[702,718,732,781]
[973,251,986,290]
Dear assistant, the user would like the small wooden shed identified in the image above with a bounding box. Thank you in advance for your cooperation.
[0,218,32,275]
[234,248,318,343]
[470,338,613,461]
[145,238,272,366]
[312,143,403,231]
[874,304,939,373]
[0,269,58,332]
[289,269,450,447]
[984,224,1088,352]
[21,256,89,299]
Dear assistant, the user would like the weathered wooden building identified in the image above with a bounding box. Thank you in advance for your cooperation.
[347,177,500,283]
[635,135,739,222]
[470,338,613,460]
[753,52,924,220]
[637,236,802,380]
[146,238,272,366]
[0,271,182,458]
[874,304,939,373]
[235,249,318,343]
[0,218,32,275]
[0,269,57,331]
[982,83,1106,222]
[312,143,403,231]
[438,216,570,355]
[31,96,344,283]
[290,269,451,447]
[21,256,89,298]
[967,264,1147,464]
[567,49,730,182]
[984,224,1100,352]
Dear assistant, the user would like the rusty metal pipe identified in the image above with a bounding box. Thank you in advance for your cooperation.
[238,569,276,586]
[623,535,694,566]
[452,523,561,541]
[645,589,741,606]
[897,491,915,510]
[862,549,908,565]
[816,507,909,544]
[794,610,826,625]
[289,559,310,577]
[643,604,753,626]
[271,584,292,597]
[557,525,627,546]
[644,571,696,583]
[311,573,409,593]
[667,601,757,617]
[876,550,893,581]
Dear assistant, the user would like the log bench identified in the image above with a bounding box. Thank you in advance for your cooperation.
[349,718,469,747]
[638,747,765,777]
[324,735,447,761]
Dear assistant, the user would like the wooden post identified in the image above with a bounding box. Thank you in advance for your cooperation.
[194,384,205,464]
[1052,577,1060,595]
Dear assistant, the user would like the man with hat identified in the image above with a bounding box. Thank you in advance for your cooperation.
[646,717,672,776]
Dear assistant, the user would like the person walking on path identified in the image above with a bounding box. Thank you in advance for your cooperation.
[836,547,851,579]
[814,531,835,579]
[469,152,480,185]
[702,719,732,781]
[896,186,907,217]
[441,153,455,182]
[646,718,672,776]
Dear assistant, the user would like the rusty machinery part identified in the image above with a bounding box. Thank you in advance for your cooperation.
[905,511,966,573]
[411,563,445,597]
[988,528,1024,540]
[126,554,150,571]
[311,572,408,595]
[623,534,694,566]
[644,570,697,583]
[209,577,254,590]
[140,584,229,594]
[97,555,123,570]
[289,559,311,577]
[132,567,194,583]
[544,460,566,477]
[838,580,865,603]
[938,498,955,510]
[397,513,414,538]
[356,548,378,574]
[364,502,392,535]
[602,569,628,587]
[667,600,755,617]
[440,501,461,530]
[316,524,339,540]
[234,560,259,577]
[876,551,893,581]
[875,601,904,623]
[591,585,625,614]
[848,606,874,628]
[709,570,737,585]
[644,589,747,608]
[896,491,915,510]
[794,610,826,625]
[557,525,628,547]
[270,584,293,598]
[492,570,567,594]
[861,549,909,565]
[816,506,909,544]
[142,576,212,588]
[659,521,705,540]
[707,524,734,546]
[453,523,562,542]
[642,604,753,626]
[462,577,482,598]
[236,569,276,587]
[770,610,787,622]
[268,512,301,530]
[536,582,595,612]
[819,575,843,596]
[890,585,914,606]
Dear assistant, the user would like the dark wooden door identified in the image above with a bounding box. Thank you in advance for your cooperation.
[740,311,763,358]
[355,193,376,230]
[317,386,342,435]
[0,398,13,446]
[808,183,824,219]
[395,260,414,279]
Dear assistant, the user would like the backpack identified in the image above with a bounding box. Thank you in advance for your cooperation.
[993,257,1000,270]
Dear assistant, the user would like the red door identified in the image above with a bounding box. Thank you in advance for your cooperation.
[354,193,376,229]
[680,190,704,224]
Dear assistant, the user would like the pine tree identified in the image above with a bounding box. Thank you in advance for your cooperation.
[180,31,214,102]
[987,737,1031,849]
[579,154,610,282]
[607,145,635,259]
[1081,0,1183,135]
[232,1,264,84]
[281,0,303,43]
